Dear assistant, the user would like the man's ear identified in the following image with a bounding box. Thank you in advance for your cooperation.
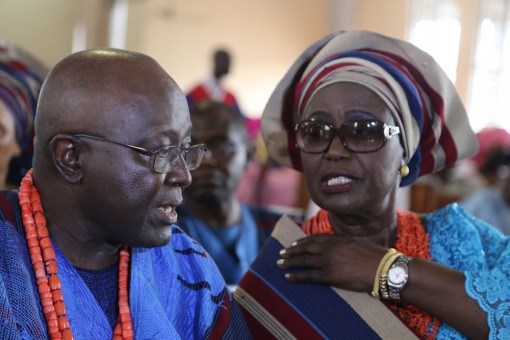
[49,134,83,184]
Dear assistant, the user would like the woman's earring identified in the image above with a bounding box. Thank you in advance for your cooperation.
[399,164,409,177]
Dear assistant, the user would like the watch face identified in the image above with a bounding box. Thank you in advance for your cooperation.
[388,266,407,284]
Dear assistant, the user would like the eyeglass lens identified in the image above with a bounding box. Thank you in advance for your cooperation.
[153,145,206,173]
[296,120,387,153]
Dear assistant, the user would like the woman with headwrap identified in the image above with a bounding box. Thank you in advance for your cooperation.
[234,31,507,339]
[0,40,47,189]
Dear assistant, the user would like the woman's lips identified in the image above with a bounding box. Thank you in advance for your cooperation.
[321,175,358,193]
[325,176,353,186]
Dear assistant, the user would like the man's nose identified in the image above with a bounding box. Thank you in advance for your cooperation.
[164,157,192,188]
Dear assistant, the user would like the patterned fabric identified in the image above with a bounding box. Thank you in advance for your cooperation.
[0,42,47,184]
[0,190,252,339]
[235,216,418,339]
[75,264,119,329]
[260,30,478,186]
[424,204,510,340]
[236,204,510,339]
[301,209,440,339]
[237,243,382,339]
[177,204,280,285]
[186,78,242,115]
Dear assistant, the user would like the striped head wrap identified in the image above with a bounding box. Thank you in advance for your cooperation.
[261,30,478,186]
[0,41,47,184]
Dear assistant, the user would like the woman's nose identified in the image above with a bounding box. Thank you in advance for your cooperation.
[324,135,351,160]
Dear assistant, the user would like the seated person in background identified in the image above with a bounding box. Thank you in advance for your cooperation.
[235,30,508,339]
[0,49,250,339]
[177,100,283,286]
[0,41,47,189]
[460,145,510,234]
[470,126,510,187]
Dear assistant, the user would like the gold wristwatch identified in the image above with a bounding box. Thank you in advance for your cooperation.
[387,255,412,300]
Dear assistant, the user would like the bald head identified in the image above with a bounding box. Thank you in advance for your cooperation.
[36,48,180,139]
[33,48,187,170]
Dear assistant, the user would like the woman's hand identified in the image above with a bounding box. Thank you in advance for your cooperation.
[277,234,489,339]
[276,233,387,292]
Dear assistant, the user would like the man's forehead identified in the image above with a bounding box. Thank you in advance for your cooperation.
[64,72,184,125]
[56,86,187,138]
[34,48,192,146]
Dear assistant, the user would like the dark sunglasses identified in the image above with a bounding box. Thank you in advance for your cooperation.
[294,119,400,154]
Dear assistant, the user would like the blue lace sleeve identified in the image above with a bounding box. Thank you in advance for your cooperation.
[423,204,510,339]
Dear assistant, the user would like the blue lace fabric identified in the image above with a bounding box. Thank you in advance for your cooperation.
[424,203,510,339]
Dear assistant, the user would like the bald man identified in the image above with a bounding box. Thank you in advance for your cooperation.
[0,48,251,339]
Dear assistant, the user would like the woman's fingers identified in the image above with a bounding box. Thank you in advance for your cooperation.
[277,252,322,269]
[284,268,325,283]
[279,234,341,258]
[276,233,385,290]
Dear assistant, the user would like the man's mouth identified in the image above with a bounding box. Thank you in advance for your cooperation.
[157,205,178,224]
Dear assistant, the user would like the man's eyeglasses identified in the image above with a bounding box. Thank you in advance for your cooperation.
[73,134,207,174]
[294,119,400,154]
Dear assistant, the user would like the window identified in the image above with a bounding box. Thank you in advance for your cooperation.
[407,0,461,83]
[468,0,510,131]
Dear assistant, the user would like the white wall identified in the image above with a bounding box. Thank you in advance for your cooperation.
[0,0,475,118]
[0,0,332,118]
[126,0,330,118]
[0,0,77,68]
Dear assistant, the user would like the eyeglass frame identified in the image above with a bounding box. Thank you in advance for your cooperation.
[294,119,401,154]
[72,133,207,174]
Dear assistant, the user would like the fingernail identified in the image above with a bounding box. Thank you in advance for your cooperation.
[276,259,285,266]
[279,248,286,255]
[284,273,291,280]
[290,241,297,247]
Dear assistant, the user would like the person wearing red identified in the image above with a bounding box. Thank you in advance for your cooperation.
[186,48,243,115]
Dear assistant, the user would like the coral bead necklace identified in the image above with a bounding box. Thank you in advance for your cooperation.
[19,169,134,340]
[301,208,440,339]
